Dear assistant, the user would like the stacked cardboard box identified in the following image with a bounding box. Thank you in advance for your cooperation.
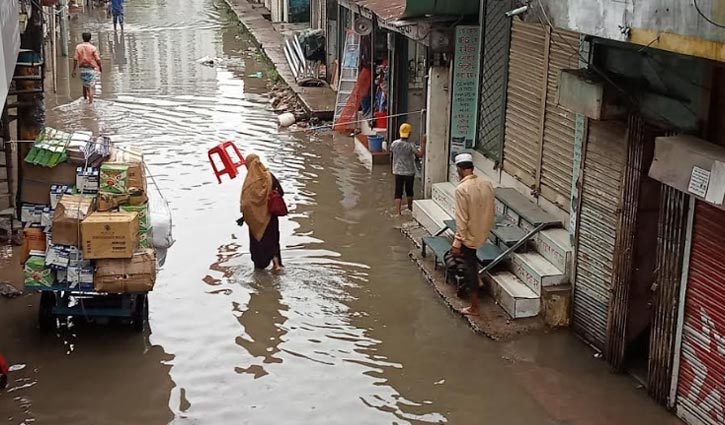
[21,129,157,294]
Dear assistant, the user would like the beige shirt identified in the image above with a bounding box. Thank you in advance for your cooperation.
[453,174,495,249]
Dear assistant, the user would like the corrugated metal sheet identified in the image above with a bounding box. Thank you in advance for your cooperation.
[573,120,627,350]
[606,115,646,370]
[676,201,725,425]
[648,184,689,405]
[356,0,406,21]
[503,21,546,188]
[476,0,513,162]
[539,29,580,210]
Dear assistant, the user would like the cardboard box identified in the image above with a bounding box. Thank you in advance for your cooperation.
[52,195,96,246]
[139,228,152,249]
[22,226,47,263]
[21,162,77,204]
[25,255,56,289]
[120,204,149,229]
[108,146,146,190]
[76,167,100,193]
[50,185,72,209]
[97,193,130,212]
[81,211,139,259]
[95,249,156,293]
[100,164,129,194]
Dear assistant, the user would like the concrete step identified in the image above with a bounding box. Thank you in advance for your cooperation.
[412,199,452,236]
[535,228,573,276]
[487,271,540,319]
[495,187,562,230]
[432,182,456,217]
[509,251,567,296]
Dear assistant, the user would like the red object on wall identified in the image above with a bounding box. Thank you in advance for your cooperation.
[374,112,387,129]
[333,66,372,132]
[676,201,725,424]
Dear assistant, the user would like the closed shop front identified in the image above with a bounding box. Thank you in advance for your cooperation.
[502,21,546,188]
[539,30,580,209]
[572,120,627,350]
[675,201,725,425]
[501,21,580,212]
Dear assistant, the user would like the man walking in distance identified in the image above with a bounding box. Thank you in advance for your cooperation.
[71,32,102,104]
[111,0,125,31]
[390,123,425,215]
[450,153,495,316]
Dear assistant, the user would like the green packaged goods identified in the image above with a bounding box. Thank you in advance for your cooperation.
[100,164,129,194]
[139,227,152,248]
[25,255,56,289]
[120,204,149,228]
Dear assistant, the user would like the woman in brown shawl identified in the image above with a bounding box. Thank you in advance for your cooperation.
[240,154,284,271]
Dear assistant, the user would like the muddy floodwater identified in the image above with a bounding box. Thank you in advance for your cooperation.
[0,1,683,424]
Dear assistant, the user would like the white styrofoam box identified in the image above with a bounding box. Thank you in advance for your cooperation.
[489,271,540,319]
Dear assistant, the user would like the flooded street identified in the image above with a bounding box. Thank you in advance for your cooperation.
[0,1,682,424]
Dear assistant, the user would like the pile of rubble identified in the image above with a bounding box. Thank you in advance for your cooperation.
[267,81,312,127]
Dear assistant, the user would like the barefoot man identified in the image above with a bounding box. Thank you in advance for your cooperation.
[450,153,495,317]
[71,32,102,103]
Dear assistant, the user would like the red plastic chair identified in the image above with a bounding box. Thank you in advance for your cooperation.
[208,141,245,184]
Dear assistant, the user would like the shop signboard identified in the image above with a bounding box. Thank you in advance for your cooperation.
[0,1,20,107]
[449,26,481,164]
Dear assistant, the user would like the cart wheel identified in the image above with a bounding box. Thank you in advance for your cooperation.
[38,292,56,331]
[131,294,148,333]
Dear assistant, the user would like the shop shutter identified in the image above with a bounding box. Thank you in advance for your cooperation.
[676,201,725,425]
[573,120,627,350]
[539,29,580,209]
[606,115,646,369]
[648,185,689,405]
[502,21,546,188]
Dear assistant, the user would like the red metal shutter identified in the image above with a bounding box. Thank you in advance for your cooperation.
[677,201,725,425]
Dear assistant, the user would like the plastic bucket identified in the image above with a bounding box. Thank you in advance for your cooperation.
[368,135,384,152]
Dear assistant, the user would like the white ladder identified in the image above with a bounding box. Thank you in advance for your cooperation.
[334,31,361,124]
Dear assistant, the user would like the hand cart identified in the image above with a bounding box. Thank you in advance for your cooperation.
[36,285,149,333]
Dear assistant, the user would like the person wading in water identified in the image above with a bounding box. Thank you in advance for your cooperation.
[239,154,284,271]
[71,32,102,104]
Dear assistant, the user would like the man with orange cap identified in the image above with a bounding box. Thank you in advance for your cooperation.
[390,123,425,215]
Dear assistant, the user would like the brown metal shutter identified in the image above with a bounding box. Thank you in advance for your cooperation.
[573,120,627,350]
[606,115,646,369]
[648,185,689,405]
[539,29,579,209]
[676,201,725,425]
[502,21,546,188]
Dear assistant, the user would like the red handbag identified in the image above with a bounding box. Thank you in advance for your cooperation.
[268,189,288,216]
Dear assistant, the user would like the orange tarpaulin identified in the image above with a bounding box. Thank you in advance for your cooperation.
[333,66,372,132]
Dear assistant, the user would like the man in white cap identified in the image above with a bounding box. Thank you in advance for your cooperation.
[451,153,495,316]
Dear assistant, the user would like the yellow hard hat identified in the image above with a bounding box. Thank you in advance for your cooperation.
[399,123,412,138]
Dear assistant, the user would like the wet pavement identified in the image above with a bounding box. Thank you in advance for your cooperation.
[0,1,683,424]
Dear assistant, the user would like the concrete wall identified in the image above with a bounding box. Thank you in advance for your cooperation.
[423,66,450,198]
[538,0,725,61]
[0,0,20,106]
